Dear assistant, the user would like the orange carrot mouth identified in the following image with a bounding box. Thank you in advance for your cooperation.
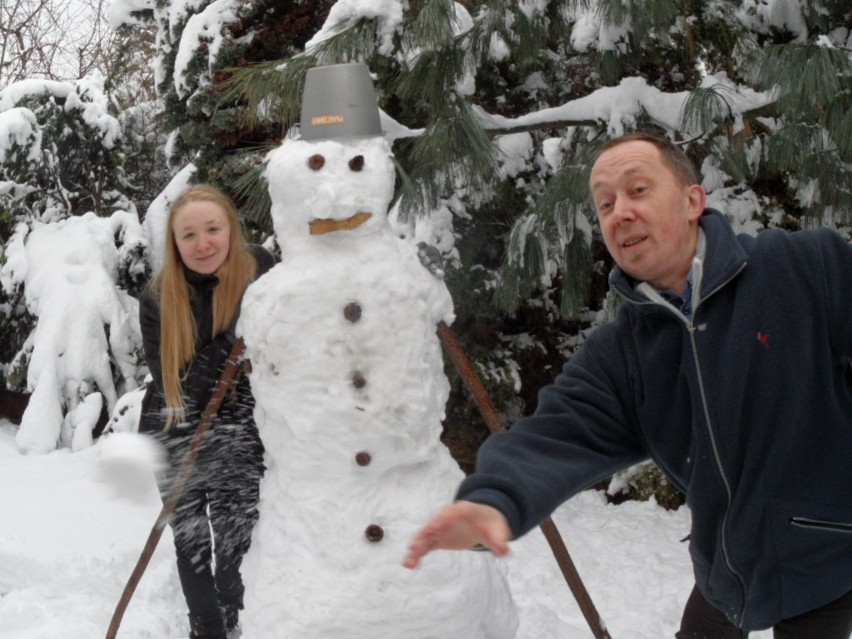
[308,212,372,235]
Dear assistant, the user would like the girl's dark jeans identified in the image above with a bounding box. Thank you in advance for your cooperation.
[158,422,264,636]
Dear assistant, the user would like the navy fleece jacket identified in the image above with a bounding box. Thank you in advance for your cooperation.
[458,209,852,630]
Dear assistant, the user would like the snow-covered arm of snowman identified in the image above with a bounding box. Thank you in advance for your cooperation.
[403,501,512,569]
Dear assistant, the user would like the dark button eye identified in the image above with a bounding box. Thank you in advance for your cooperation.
[351,371,367,389]
[365,524,384,542]
[355,451,371,466]
[343,302,362,322]
[348,155,365,172]
[308,154,325,170]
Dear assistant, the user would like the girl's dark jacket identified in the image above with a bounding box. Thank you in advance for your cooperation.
[458,209,852,631]
[138,245,276,437]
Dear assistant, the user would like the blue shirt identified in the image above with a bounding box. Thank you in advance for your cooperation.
[659,272,695,320]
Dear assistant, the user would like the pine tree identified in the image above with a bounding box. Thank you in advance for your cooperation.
[118,0,852,476]
[134,0,334,226]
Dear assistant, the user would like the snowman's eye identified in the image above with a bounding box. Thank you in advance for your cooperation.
[348,155,365,172]
[308,154,325,171]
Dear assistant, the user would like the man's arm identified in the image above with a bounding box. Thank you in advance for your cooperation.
[406,324,647,567]
[458,328,648,539]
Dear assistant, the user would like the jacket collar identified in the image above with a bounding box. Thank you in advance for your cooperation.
[609,208,748,307]
[183,265,220,293]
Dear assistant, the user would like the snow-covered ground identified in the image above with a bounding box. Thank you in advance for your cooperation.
[0,418,776,639]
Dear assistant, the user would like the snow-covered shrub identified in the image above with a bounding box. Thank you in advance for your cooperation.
[0,211,149,453]
[0,75,132,222]
[607,461,685,511]
[0,74,161,454]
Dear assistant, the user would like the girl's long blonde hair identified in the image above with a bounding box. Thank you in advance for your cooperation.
[152,184,257,427]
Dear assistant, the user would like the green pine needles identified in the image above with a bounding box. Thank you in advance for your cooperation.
[154,0,852,320]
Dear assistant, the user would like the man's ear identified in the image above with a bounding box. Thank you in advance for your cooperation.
[686,184,707,222]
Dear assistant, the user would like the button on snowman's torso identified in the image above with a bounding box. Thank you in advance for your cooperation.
[238,137,518,638]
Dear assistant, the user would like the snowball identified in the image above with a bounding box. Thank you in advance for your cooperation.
[97,432,166,503]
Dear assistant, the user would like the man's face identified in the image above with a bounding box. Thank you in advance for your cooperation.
[590,140,706,295]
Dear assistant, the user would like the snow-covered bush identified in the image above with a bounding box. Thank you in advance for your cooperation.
[0,74,160,453]
[607,461,685,511]
[0,75,133,222]
[0,210,149,454]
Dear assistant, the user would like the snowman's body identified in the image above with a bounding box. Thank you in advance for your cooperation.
[238,137,518,638]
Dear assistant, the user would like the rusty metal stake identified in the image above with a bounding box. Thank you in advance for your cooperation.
[437,321,612,639]
[105,337,247,639]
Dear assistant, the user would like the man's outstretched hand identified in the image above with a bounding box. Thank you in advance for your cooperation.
[403,501,512,569]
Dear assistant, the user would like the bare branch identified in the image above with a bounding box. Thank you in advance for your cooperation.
[0,0,127,85]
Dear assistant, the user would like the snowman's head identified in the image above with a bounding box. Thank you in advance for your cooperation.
[265,136,395,250]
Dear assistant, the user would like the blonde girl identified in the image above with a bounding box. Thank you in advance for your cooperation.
[139,184,275,639]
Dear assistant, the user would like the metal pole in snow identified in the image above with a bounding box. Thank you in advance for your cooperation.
[437,321,613,639]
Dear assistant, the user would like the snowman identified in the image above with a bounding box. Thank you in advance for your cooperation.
[237,63,519,638]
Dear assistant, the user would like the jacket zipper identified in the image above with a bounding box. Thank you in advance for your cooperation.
[790,517,852,533]
[623,260,751,623]
[682,262,750,625]
[687,322,749,627]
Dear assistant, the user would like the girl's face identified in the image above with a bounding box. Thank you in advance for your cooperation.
[172,200,231,274]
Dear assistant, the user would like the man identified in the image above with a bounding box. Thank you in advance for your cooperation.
[404,131,852,638]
